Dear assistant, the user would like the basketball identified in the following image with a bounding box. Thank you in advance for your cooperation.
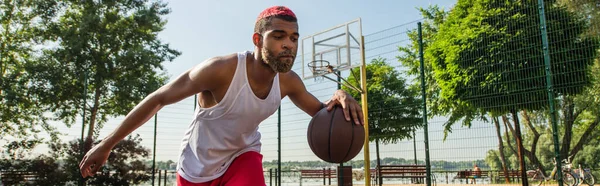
[307,106,365,163]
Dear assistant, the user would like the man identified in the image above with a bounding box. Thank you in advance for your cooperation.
[472,164,481,184]
[79,6,364,186]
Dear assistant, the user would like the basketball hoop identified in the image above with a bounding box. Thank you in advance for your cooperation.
[307,60,330,83]
[307,60,363,93]
[307,60,331,76]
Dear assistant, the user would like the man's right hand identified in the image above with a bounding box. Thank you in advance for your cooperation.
[79,142,112,178]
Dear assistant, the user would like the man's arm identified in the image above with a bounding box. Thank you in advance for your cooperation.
[101,58,220,148]
[79,57,224,177]
[283,72,363,125]
[283,72,325,117]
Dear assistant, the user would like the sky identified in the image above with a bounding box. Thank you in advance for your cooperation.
[11,0,505,166]
[158,0,456,78]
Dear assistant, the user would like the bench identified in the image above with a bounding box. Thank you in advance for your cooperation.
[375,165,434,185]
[496,170,522,183]
[453,170,490,184]
[0,171,39,185]
[299,168,336,186]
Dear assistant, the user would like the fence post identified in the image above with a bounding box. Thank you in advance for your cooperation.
[330,167,333,185]
[163,170,167,186]
[464,169,468,184]
[79,69,88,186]
[445,172,448,184]
[277,106,282,186]
[323,168,326,185]
[152,114,157,186]
[158,170,162,186]
[269,169,272,186]
[417,21,432,186]
[537,0,563,186]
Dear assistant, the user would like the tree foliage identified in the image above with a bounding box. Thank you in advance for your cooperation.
[397,5,488,139]
[1,135,152,185]
[22,0,180,149]
[486,109,600,171]
[0,0,63,142]
[399,1,599,181]
[398,5,450,117]
[558,0,600,37]
[343,58,423,144]
[428,0,597,114]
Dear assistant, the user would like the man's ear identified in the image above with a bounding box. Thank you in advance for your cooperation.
[253,33,263,47]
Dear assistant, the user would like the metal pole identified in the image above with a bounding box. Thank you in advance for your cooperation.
[418,22,432,186]
[158,170,162,186]
[413,130,417,165]
[152,114,157,186]
[194,94,197,110]
[376,138,382,186]
[337,71,345,185]
[312,37,315,63]
[302,38,305,79]
[277,106,282,186]
[360,35,371,186]
[80,69,88,186]
[163,170,167,186]
[538,0,562,185]
[337,71,342,90]
[346,22,351,68]
[269,169,272,186]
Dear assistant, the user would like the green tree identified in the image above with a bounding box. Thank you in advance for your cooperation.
[87,135,152,186]
[342,58,423,168]
[1,139,42,159]
[399,5,514,179]
[398,5,489,145]
[0,135,152,185]
[428,0,597,116]
[25,0,180,150]
[0,155,69,186]
[397,5,459,122]
[58,135,152,185]
[486,102,600,171]
[426,0,598,181]
[558,0,600,37]
[567,60,600,169]
[0,0,62,143]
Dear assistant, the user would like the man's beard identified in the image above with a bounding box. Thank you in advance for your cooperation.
[261,47,295,73]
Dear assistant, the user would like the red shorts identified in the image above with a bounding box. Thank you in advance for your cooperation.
[176,151,265,186]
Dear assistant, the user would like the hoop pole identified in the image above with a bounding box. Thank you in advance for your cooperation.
[321,75,362,93]
[360,35,371,186]
[327,71,363,94]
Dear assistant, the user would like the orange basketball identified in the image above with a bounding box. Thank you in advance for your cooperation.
[307,106,364,163]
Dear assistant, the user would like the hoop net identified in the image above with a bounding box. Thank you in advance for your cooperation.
[307,60,335,82]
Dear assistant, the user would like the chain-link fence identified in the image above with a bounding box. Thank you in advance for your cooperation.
[2,0,599,186]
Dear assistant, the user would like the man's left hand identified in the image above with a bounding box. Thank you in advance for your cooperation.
[324,90,364,125]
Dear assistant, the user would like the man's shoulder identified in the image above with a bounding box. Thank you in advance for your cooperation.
[188,52,240,88]
[278,70,306,96]
[202,52,239,69]
[278,70,302,82]
[193,53,241,80]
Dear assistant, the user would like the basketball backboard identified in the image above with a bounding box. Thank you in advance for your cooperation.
[301,19,363,80]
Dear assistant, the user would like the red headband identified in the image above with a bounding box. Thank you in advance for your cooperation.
[257,6,296,22]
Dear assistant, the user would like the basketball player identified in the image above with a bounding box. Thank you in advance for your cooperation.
[79,6,364,185]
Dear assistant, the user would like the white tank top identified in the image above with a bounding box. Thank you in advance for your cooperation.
[176,51,281,183]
